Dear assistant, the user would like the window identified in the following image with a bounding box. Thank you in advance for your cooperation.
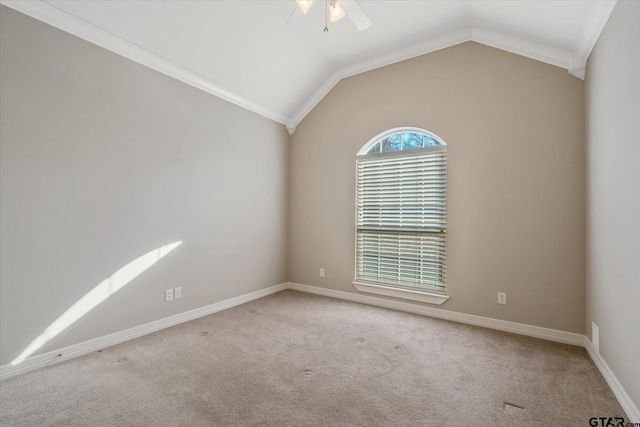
[354,128,448,305]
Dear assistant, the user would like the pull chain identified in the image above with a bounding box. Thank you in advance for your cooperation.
[324,0,328,32]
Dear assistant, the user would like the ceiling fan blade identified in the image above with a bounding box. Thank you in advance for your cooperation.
[340,0,372,31]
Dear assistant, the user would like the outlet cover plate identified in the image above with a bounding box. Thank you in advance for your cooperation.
[498,292,507,304]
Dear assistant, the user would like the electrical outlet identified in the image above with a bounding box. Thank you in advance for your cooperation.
[174,286,182,299]
[320,268,325,277]
[165,289,174,302]
[497,292,507,305]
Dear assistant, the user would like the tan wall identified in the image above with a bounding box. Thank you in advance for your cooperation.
[290,42,586,333]
[0,7,289,365]
[585,0,640,410]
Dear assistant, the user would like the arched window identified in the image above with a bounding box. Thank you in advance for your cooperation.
[354,128,448,304]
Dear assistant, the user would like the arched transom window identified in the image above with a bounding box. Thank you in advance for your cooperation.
[354,128,448,303]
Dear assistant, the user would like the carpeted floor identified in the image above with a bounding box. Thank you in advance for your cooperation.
[0,290,625,426]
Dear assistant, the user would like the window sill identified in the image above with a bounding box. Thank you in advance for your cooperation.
[352,281,449,305]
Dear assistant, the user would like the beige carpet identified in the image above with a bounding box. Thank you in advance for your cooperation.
[0,290,625,426]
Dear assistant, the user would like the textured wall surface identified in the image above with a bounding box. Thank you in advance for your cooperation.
[585,0,640,411]
[290,42,586,333]
[0,7,289,365]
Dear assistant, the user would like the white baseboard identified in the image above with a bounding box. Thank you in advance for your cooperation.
[3,280,637,424]
[286,282,584,346]
[584,337,639,423]
[287,282,639,422]
[0,282,288,381]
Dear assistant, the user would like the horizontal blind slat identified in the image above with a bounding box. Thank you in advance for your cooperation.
[356,148,447,292]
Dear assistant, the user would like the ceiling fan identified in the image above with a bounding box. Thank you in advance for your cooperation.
[293,0,372,31]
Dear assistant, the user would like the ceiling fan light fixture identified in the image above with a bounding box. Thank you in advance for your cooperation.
[329,0,346,22]
[296,0,316,15]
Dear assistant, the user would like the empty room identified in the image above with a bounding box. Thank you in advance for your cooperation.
[0,0,638,425]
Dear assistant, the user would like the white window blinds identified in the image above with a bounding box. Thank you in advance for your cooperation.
[356,145,447,293]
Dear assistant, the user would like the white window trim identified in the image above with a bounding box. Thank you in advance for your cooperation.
[354,127,449,305]
[356,126,447,155]
[352,281,449,305]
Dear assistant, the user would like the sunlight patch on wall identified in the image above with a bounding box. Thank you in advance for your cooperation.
[11,241,183,366]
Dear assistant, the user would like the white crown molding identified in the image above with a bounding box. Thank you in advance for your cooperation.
[286,28,473,133]
[341,27,474,79]
[0,283,288,381]
[584,338,640,422]
[570,0,618,80]
[2,0,615,132]
[568,65,587,80]
[287,27,576,133]
[0,0,291,126]
[471,27,570,69]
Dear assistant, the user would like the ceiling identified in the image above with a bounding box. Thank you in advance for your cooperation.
[2,0,617,133]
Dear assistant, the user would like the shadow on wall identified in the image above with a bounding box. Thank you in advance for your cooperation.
[11,241,183,366]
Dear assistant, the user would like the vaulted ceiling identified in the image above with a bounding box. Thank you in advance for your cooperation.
[1,0,617,133]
